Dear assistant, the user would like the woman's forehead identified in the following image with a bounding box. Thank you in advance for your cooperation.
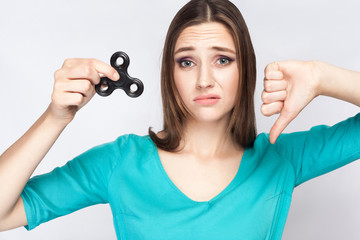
[174,22,235,53]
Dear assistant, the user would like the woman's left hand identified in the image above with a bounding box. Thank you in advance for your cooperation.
[261,60,321,144]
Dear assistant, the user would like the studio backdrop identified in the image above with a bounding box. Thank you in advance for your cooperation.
[0,0,359,239]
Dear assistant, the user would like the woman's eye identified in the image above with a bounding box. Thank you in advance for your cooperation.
[179,60,194,68]
[216,57,233,65]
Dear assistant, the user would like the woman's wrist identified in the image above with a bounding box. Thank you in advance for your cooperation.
[314,60,347,100]
[43,104,73,130]
[311,61,324,97]
[314,61,360,106]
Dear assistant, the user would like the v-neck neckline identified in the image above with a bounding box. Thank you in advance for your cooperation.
[147,136,250,205]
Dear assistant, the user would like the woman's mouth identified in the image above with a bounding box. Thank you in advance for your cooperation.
[193,94,220,105]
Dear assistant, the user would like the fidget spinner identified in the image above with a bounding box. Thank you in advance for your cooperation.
[95,51,144,97]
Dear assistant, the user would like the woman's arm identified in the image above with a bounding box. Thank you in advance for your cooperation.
[0,108,68,231]
[317,61,360,106]
[0,59,119,231]
[261,60,360,144]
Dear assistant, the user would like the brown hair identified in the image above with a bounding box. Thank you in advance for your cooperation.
[149,0,257,151]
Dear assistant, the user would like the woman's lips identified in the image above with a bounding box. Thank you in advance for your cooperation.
[193,94,220,105]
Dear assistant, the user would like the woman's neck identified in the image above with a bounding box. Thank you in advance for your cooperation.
[179,117,241,160]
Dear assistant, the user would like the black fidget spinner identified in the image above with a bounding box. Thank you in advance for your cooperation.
[95,51,144,97]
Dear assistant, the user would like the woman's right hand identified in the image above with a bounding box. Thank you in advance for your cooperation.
[49,58,120,124]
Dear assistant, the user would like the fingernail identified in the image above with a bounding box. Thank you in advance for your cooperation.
[113,72,120,80]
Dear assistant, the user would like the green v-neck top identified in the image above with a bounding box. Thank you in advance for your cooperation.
[21,114,360,239]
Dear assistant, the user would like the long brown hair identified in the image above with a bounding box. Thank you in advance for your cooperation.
[149,0,257,151]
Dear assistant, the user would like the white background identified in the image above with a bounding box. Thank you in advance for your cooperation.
[0,0,359,239]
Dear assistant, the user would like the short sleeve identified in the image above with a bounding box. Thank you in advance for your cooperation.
[21,136,124,230]
[275,113,360,187]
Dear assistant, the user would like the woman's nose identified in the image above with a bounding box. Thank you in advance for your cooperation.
[196,64,215,89]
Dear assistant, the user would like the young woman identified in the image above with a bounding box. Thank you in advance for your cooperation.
[1,0,360,239]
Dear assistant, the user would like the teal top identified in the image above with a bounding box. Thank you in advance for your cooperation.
[21,114,360,240]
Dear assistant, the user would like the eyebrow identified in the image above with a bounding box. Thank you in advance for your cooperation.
[174,46,236,55]
[174,47,195,55]
[212,46,236,54]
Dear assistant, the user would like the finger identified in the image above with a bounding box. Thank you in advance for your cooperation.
[269,109,296,144]
[63,79,95,97]
[52,92,85,108]
[265,71,283,80]
[264,61,280,73]
[55,65,100,86]
[87,58,120,82]
[261,101,283,116]
[61,58,119,82]
[55,78,94,96]
[261,90,287,104]
[264,61,281,75]
[264,79,287,92]
[66,65,101,83]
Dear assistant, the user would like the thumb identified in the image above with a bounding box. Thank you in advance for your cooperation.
[269,109,296,144]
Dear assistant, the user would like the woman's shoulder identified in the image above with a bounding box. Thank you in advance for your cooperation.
[251,132,272,149]
[79,134,154,161]
[75,134,156,172]
[90,133,151,148]
[112,133,156,158]
[113,133,154,148]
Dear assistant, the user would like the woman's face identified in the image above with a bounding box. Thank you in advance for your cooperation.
[173,22,239,124]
